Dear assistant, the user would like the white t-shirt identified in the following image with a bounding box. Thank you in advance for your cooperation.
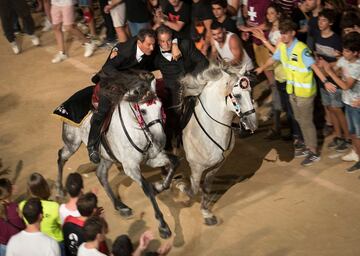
[6,231,60,256]
[214,32,254,71]
[59,203,81,224]
[336,57,360,105]
[77,243,106,256]
[51,0,75,6]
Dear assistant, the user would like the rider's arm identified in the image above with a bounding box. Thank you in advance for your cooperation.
[102,53,126,77]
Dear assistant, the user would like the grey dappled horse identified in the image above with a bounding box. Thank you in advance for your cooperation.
[56,76,177,239]
[179,64,258,225]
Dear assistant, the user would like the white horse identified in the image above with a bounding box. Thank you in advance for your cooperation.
[56,71,177,239]
[179,64,257,225]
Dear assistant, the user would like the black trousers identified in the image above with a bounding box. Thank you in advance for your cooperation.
[163,83,181,150]
[0,0,35,42]
[92,93,112,127]
[98,0,116,41]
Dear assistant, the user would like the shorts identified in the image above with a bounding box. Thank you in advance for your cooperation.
[110,2,126,27]
[78,0,92,7]
[253,43,273,71]
[51,5,74,26]
[320,87,343,108]
[345,104,360,138]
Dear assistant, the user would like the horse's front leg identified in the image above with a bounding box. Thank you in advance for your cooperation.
[201,167,221,226]
[123,163,172,239]
[183,163,204,198]
[96,159,133,217]
[140,174,172,239]
[146,152,179,194]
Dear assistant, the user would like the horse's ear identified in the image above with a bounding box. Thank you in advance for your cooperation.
[224,80,234,96]
[238,64,247,76]
[150,79,156,93]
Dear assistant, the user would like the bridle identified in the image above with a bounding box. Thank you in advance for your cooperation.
[226,76,255,119]
[119,98,165,155]
[194,75,255,153]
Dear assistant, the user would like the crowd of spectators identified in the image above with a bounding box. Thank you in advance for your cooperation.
[0,173,172,256]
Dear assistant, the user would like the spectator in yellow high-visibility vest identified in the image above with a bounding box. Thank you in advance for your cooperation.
[256,19,336,167]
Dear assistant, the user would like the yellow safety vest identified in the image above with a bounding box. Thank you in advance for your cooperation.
[279,41,316,97]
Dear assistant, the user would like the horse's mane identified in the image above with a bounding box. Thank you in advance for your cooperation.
[178,62,240,109]
[98,69,156,104]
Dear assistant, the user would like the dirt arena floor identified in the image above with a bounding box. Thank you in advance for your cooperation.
[1,23,360,256]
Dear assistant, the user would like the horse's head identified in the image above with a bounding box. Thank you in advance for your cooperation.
[224,66,258,132]
[125,80,166,146]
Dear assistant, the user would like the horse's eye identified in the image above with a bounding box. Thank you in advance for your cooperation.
[140,109,146,115]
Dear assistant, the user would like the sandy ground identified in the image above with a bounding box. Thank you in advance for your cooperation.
[1,22,360,256]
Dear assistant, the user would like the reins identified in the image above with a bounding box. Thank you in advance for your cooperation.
[194,96,233,153]
[100,101,161,163]
[120,103,152,155]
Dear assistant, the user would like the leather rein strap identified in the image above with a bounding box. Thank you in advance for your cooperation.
[194,96,233,153]
[119,103,151,154]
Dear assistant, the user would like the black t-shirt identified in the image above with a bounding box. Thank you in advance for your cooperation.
[218,16,238,34]
[62,221,84,256]
[164,2,191,39]
[307,14,319,50]
[125,0,151,23]
[191,0,213,24]
[191,0,213,42]
[292,7,308,43]
[314,31,342,63]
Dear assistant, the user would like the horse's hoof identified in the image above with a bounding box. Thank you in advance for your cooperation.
[204,216,218,226]
[117,207,133,218]
[152,182,163,194]
[159,226,172,239]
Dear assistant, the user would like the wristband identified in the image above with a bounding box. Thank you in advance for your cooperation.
[323,78,329,84]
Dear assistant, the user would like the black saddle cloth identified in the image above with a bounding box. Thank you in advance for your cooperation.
[53,86,94,126]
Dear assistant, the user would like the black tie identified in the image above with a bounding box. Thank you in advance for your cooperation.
[161,50,172,54]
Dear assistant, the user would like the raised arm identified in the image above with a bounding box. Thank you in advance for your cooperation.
[229,34,243,65]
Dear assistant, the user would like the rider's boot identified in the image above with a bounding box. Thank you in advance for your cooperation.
[87,117,102,164]
[87,93,111,164]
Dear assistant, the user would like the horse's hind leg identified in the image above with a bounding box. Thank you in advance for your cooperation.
[95,159,133,217]
[56,125,82,197]
[201,167,221,226]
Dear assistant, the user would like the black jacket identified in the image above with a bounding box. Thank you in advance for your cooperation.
[92,37,156,83]
[154,39,209,85]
